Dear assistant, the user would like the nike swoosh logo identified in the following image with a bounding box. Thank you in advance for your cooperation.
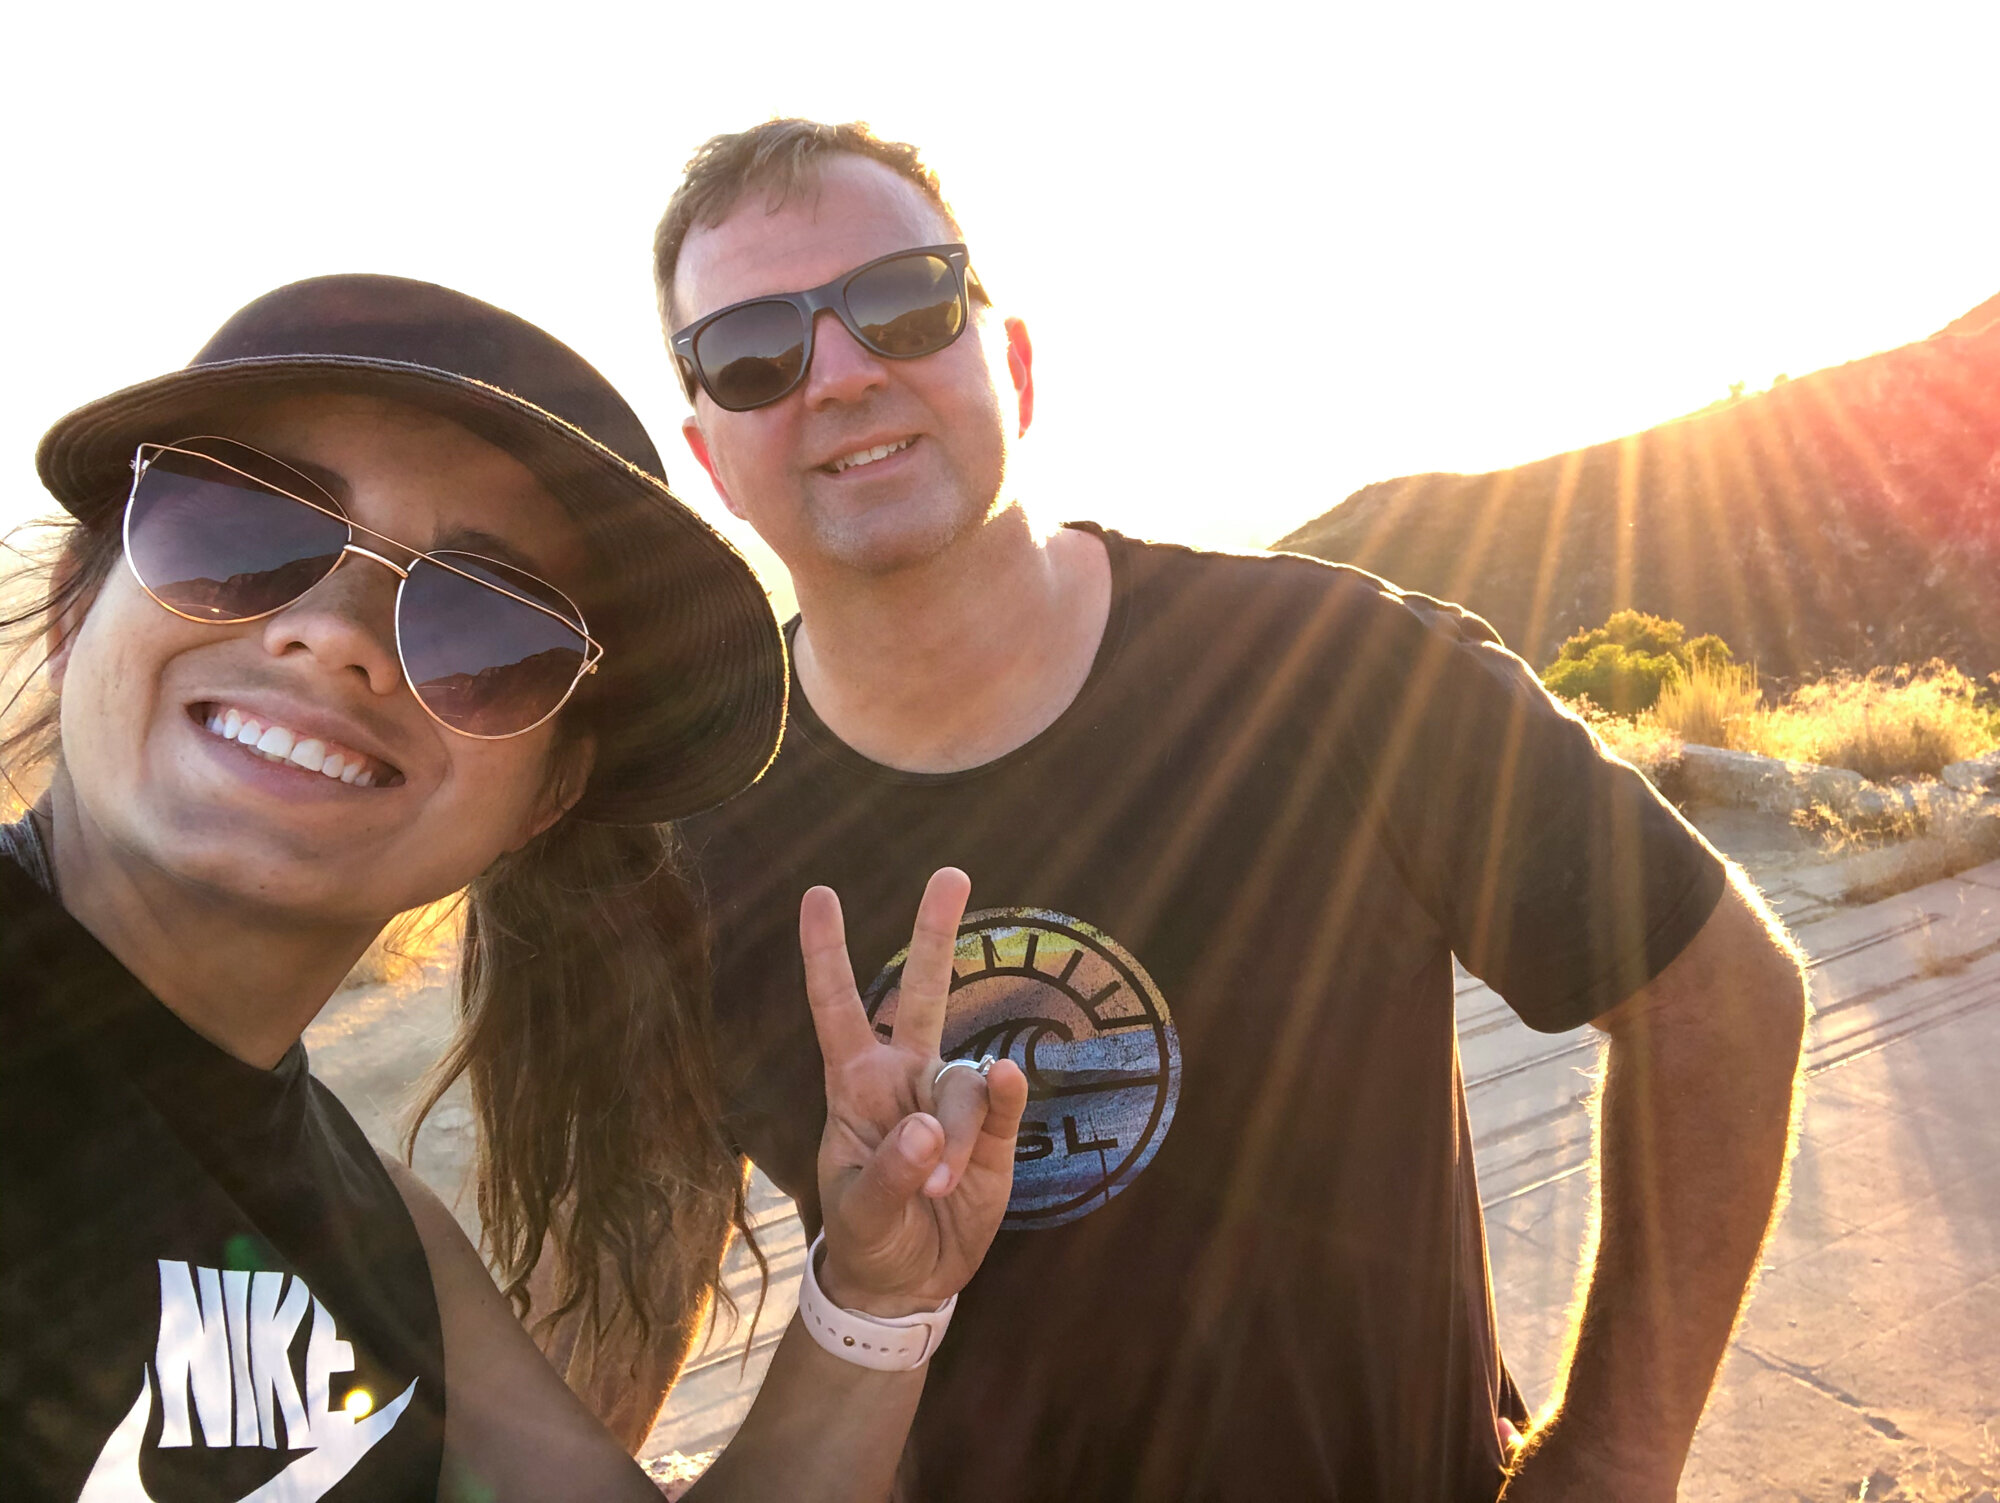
[78,1367,417,1503]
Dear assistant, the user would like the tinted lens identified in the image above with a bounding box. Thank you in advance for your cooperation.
[845,253,963,357]
[694,300,809,410]
[126,447,347,620]
[398,552,588,736]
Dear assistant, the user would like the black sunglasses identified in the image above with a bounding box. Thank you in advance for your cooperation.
[670,243,987,412]
[122,437,603,739]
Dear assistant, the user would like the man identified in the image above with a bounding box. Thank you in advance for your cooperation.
[657,120,1807,1501]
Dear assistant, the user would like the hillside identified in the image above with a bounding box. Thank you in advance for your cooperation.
[1277,302,2000,680]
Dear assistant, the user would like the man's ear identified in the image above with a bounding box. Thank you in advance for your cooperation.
[1004,317,1035,437]
[682,417,747,520]
[514,734,595,850]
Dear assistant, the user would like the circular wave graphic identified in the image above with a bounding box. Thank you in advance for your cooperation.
[866,907,1181,1229]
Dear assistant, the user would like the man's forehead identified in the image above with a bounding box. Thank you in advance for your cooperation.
[675,155,955,324]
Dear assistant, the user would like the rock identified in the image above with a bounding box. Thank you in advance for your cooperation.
[1902,781,2000,847]
[1847,782,1931,827]
[1680,744,1866,818]
[1846,785,1892,822]
[1941,747,2000,794]
[642,1451,718,1500]
[1677,744,2000,842]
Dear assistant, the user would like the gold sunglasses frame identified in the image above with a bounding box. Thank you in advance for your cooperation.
[123,438,605,741]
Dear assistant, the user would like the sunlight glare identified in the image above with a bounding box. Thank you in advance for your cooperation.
[3,1,1994,627]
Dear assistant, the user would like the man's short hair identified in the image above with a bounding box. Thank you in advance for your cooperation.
[653,118,963,332]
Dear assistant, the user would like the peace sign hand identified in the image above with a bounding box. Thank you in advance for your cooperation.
[800,868,1029,1316]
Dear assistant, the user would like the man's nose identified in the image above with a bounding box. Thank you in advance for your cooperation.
[802,310,889,408]
[255,551,405,698]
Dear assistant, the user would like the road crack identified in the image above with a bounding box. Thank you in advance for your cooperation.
[1734,1341,1910,1440]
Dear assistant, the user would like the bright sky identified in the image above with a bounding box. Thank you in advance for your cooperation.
[6,2,1996,620]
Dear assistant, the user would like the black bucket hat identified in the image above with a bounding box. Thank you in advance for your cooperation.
[35,273,786,825]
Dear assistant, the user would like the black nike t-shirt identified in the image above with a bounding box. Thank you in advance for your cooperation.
[0,856,447,1501]
[686,528,1727,1502]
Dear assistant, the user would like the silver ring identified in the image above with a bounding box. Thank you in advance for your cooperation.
[932,1056,995,1090]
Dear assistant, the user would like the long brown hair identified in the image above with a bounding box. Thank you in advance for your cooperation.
[2,505,759,1408]
[409,809,759,1367]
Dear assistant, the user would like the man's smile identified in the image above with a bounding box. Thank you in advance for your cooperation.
[820,434,919,475]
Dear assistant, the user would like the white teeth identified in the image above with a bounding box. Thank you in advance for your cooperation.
[829,437,914,473]
[200,706,388,787]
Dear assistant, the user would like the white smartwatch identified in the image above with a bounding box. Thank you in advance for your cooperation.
[796,1232,957,1371]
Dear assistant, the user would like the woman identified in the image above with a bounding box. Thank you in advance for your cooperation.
[0,273,1026,1501]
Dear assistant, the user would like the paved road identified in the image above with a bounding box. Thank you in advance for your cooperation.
[1481,861,2000,1500]
[307,859,2000,1496]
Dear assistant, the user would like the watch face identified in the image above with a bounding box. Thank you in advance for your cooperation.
[866,907,1182,1229]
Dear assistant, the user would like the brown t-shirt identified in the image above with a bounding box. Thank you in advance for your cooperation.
[686,527,1726,1502]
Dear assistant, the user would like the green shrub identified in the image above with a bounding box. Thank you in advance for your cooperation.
[1544,643,1683,715]
[1684,634,1734,669]
[1552,609,1687,664]
[1542,610,1728,715]
[1545,609,1998,785]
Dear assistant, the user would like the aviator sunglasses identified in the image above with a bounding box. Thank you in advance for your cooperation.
[670,242,987,412]
[122,437,603,739]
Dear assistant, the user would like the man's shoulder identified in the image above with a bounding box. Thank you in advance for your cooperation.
[1088,525,1507,653]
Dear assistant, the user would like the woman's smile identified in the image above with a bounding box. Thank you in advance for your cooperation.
[189,702,406,787]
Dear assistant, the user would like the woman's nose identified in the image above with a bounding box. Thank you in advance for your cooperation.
[256,549,405,697]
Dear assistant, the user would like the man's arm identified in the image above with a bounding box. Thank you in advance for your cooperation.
[1503,869,1808,1501]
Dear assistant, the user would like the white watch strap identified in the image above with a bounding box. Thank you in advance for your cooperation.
[797,1231,957,1370]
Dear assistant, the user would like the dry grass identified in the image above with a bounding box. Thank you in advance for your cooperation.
[1634,659,1999,784]
[1790,798,1923,851]
[340,895,465,991]
[1854,1424,2000,1499]
[1651,657,1762,748]
[1913,920,1973,979]
[1572,696,1684,781]
[1733,663,1998,782]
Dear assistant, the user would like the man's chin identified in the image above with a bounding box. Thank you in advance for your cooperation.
[806,495,991,577]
